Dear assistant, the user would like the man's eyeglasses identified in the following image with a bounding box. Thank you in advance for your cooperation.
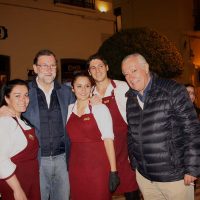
[37,64,57,69]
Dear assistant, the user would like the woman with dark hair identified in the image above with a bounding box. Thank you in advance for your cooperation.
[66,72,120,200]
[185,84,200,118]
[0,79,40,200]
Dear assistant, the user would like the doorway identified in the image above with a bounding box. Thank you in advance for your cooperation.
[0,55,10,87]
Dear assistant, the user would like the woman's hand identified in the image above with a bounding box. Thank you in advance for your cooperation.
[109,171,120,193]
[103,139,120,192]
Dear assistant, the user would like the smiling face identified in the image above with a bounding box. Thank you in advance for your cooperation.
[72,76,92,101]
[5,85,29,117]
[122,55,150,95]
[186,86,195,103]
[88,58,108,83]
[33,55,57,87]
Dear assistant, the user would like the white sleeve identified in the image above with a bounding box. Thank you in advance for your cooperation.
[92,104,114,140]
[114,80,129,123]
[67,103,75,122]
[0,117,17,179]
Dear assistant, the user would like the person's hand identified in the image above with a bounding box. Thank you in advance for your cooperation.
[109,171,120,193]
[0,105,15,117]
[184,174,197,186]
[13,187,27,200]
[89,95,102,105]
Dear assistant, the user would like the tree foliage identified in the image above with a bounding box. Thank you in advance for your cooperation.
[98,27,183,80]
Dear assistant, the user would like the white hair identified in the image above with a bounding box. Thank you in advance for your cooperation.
[122,53,148,67]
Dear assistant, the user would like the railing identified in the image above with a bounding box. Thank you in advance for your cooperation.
[54,0,95,9]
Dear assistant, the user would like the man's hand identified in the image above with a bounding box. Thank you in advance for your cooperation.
[184,174,197,185]
[89,95,102,105]
[0,105,15,117]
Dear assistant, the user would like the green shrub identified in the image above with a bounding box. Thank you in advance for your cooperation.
[98,27,183,80]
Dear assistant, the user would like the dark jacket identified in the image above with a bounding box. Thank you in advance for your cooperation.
[126,73,200,182]
[194,104,200,119]
[23,80,75,162]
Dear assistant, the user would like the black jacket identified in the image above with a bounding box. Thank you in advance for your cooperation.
[126,73,200,182]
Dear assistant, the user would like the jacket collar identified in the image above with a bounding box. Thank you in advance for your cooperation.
[126,72,158,98]
[31,77,61,90]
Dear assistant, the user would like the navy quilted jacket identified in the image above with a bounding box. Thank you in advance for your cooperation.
[126,73,200,182]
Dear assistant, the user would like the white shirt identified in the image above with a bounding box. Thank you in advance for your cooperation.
[0,117,31,179]
[137,96,144,109]
[92,80,129,123]
[67,102,114,140]
[36,77,54,108]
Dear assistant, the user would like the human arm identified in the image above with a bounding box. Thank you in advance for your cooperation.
[5,175,27,200]
[89,95,102,105]
[93,104,120,192]
[104,138,120,192]
[0,117,27,199]
[103,139,117,172]
[0,105,16,117]
[0,117,17,179]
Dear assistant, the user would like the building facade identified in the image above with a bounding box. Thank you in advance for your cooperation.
[0,0,114,83]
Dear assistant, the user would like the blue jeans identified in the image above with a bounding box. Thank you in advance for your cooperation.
[40,153,70,200]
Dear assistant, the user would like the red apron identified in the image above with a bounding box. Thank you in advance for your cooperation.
[0,118,40,200]
[101,80,138,194]
[66,106,111,200]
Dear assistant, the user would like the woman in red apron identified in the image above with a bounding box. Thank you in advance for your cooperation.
[66,72,120,200]
[87,54,140,200]
[0,79,40,200]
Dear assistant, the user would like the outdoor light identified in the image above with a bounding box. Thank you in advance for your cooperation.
[96,1,111,13]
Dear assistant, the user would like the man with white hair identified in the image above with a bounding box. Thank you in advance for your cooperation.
[122,53,200,200]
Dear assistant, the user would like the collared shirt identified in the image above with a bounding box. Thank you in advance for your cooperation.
[36,77,54,108]
[92,80,129,123]
[136,76,152,109]
[137,77,152,103]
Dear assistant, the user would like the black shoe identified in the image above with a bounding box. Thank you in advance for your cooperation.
[124,190,141,200]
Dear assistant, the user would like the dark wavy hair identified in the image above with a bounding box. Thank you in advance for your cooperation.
[0,79,33,126]
[184,83,194,88]
[0,79,28,107]
[71,71,93,88]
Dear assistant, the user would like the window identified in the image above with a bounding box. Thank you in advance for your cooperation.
[54,0,95,9]
[0,55,10,87]
[61,58,87,84]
